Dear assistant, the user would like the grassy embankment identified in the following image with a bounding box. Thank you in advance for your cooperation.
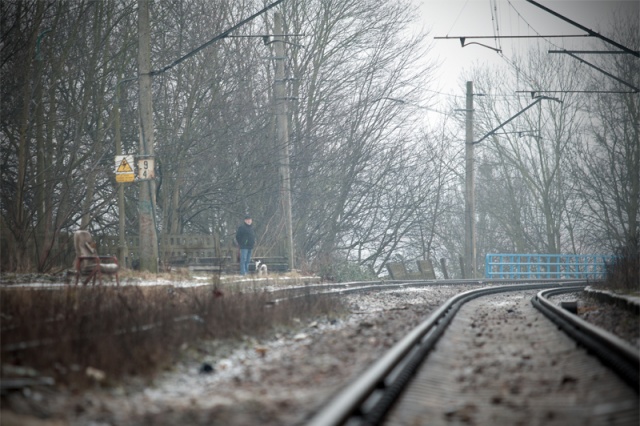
[598,235,640,296]
[1,272,344,390]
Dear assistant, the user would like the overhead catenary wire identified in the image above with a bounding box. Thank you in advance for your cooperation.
[506,0,639,93]
[148,0,288,77]
[517,90,638,95]
[561,52,639,92]
[489,0,502,52]
[439,0,638,93]
[433,34,593,40]
[445,0,472,37]
[502,0,572,90]
[525,0,639,57]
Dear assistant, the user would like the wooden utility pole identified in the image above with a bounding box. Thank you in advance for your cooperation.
[273,12,294,271]
[464,81,476,278]
[137,0,158,272]
[114,78,128,267]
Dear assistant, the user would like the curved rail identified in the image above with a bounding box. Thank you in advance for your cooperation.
[532,286,639,392]
[307,281,583,426]
[267,278,584,304]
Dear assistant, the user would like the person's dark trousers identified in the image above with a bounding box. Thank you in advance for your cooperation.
[240,248,252,275]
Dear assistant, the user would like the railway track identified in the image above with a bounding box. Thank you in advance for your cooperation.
[266,278,582,302]
[307,281,640,426]
[2,277,637,425]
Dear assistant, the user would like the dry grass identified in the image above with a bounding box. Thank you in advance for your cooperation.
[598,235,640,295]
[0,283,343,391]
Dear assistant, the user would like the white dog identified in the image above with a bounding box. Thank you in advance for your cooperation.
[255,260,268,277]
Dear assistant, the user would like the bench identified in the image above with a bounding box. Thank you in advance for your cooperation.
[386,260,436,280]
[166,256,230,272]
[416,259,436,279]
[386,262,409,280]
[165,251,289,275]
[249,256,289,273]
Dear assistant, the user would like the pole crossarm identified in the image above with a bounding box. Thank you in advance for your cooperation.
[434,35,590,40]
[471,96,561,145]
[562,52,640,92]
[549,50,640,55]
[525,0,639,58]
[518,90,638,95]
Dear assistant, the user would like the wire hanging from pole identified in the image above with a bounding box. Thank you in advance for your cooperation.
[490,0,502,52]
[149,0,288,77]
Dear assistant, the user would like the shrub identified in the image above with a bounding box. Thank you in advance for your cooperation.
[0,284,343,390]
[602,233,639,293]
[319,259,377,282]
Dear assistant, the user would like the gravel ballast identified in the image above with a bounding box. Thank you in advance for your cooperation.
[1,281,637,425]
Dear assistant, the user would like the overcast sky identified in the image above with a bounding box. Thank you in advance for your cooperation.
[412,0,639,98]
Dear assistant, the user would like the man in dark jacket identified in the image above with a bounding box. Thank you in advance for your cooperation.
[235,214,255,275]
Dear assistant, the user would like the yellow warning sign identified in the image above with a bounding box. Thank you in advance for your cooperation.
[117,158,133,173]
[115,155,135,183]
[116,173,135,183]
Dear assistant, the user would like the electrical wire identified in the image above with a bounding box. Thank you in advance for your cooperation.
[149,0,287,77]
[506,0,638,92]
[446,0,472,37]
[498,1,547,89]
[490,0,502,52]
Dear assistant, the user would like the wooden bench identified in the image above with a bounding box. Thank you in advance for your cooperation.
[249,256,289,273]
[386,262,409,280]
[386,260,436,280]
[188,257,230,273]
[165,256,230,272]
[416,259,436,279]
[166,256,286,274]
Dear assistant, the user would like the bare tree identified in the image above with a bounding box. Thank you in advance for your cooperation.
[470,50,585,259]
[1,1,139,271]
[150,1,278,240]
[1,0,46,270]
[0,0,461,277]
[282,0,437,273]
[467,12,638,265]
[571,15,639,251]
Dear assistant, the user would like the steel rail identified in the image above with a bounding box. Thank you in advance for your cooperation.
[307,281,583,426]
[532,287,639,392]
[267,278,584,303]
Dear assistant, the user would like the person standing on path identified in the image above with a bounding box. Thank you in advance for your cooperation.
[235,214,255,275]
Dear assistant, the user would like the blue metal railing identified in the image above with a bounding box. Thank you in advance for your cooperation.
[485,253,615,279]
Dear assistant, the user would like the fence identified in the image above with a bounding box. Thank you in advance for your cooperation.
[97,234,287,272]
[484,253,615,279]
[0,232,287,273]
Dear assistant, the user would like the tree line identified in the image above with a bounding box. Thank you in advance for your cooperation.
[1,0,637,278]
